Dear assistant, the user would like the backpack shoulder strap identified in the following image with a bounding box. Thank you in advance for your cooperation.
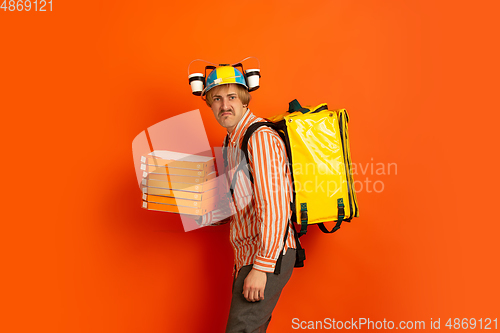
[222,121,278,196]
[239,121,281,176]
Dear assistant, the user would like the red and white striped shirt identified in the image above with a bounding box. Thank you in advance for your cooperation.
[201,109,296,277]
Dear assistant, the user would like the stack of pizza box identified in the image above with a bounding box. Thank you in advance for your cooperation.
[140,150,218,216]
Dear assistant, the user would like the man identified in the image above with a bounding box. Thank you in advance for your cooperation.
[196,65,297,332]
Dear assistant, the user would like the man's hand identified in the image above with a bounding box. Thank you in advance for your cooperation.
[242,268,267,302]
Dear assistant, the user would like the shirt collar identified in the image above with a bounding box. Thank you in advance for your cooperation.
[227,109,254,143]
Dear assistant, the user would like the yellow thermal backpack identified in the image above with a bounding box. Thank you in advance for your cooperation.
[224,99,359,270]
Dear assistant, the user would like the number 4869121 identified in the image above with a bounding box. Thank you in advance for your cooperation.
[1,0,53,11]
[445,318,497,330]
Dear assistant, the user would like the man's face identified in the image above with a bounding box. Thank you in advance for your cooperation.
[209,84,247,133]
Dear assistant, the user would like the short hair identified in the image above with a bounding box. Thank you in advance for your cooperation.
[205,84,251,107]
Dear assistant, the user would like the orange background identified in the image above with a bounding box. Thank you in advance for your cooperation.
[1,0,499,332]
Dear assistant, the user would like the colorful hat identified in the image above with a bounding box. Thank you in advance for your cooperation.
[202,66,248,96]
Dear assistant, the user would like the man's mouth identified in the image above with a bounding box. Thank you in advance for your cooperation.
[220,111,232,116]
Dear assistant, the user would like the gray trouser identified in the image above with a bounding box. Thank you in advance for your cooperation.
[225,249,296,333]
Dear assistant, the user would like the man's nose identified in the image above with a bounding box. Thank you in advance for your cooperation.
[221,98,230,109]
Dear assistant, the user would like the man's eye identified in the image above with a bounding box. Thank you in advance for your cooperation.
[229,96,236,100]
[214,97,220,101]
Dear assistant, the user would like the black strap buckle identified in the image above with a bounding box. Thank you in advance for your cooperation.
[300,210,308,223]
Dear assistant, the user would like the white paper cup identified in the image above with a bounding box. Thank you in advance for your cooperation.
[245,69,261,91]
[189,73,204,95]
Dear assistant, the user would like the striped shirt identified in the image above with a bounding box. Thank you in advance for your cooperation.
[200,109,296,277]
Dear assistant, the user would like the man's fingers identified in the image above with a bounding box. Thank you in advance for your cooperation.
[253,290,260,302]
[242,287,254,302]
[242,287,264,302]
[243,288,250,301]
[250,289,258,302]
[244,288,255,302]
